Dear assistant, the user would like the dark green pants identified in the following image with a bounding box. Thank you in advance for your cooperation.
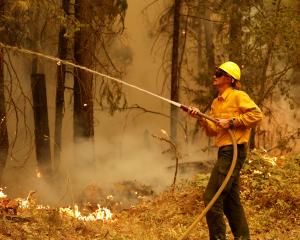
[204,145,250,240]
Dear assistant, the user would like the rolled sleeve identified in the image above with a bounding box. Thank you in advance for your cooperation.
[234,92,263,128]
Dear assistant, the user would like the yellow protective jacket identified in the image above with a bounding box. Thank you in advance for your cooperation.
[203,87,263,147]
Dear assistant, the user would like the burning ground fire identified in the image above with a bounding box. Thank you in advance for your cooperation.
[59,204,112,221]
[0,188,113,222]
[1,181,154,223]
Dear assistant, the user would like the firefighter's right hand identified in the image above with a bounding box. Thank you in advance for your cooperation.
[188,107,207,127]
[188,106,200,118]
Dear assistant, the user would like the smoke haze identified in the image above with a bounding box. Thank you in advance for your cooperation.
[1,0,214,206]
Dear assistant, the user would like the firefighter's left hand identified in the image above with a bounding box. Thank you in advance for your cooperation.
[187,106,200,118]
[216,118,231,129]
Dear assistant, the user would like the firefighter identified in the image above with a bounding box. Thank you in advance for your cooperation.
[189,61,263,240]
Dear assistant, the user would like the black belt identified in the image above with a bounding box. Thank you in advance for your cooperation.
[219,144,246,150]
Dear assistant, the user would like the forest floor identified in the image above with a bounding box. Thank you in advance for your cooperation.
[0,149,299,240]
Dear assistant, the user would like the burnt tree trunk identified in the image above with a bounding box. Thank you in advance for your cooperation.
[0,48,9,182]
[229,0,242,64]
[31,72,52,177]
[170,0,181,142]
[73,0,95,165]
[192,3,216,144]
[28,3,52,178]
[203,6,216,154]
[203,6,215,74]
[54,0,70,170]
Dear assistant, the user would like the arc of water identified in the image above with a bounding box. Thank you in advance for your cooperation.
[0,43,181,108]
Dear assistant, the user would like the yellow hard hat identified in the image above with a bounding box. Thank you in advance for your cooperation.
[219,61,241,80]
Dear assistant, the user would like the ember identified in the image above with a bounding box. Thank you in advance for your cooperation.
[36,168,42,178]
[0,188,7,198]
[0,198,19,215]
[0,188,19,215]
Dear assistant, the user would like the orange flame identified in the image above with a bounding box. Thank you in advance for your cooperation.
[59,204,113,221]
[0,188,7,198]
[1,188,113,222]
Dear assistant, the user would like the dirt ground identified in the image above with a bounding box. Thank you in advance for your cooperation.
[0,150,299,240]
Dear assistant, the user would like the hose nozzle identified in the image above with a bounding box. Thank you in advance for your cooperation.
[180,104,190,112]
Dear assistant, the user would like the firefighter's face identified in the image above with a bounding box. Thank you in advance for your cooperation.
[213,73,232,88]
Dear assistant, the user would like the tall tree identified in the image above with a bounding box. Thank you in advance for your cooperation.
[241,0,300,148]
[54,0,70,170]
[30,2,52,178]
[0,0,40,178]
[0,1,9,182]
[0,48,9,182]
[72,0,127,166]
[73,0,95,165]
[31,74,52,177]
[228,0,242,64]
[203,4,215,73]
[170,0,182,142]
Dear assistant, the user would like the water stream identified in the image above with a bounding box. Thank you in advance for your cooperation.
[0,42,181,108]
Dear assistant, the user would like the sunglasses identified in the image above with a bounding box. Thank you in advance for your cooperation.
[214,69,228,78]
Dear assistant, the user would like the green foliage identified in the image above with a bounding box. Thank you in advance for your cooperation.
[240,2,300,104]
[153,0,300,111]
[0,0,32,44]
[242,149,300,217]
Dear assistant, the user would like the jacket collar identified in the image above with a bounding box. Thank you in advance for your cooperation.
[218,87,233,101]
